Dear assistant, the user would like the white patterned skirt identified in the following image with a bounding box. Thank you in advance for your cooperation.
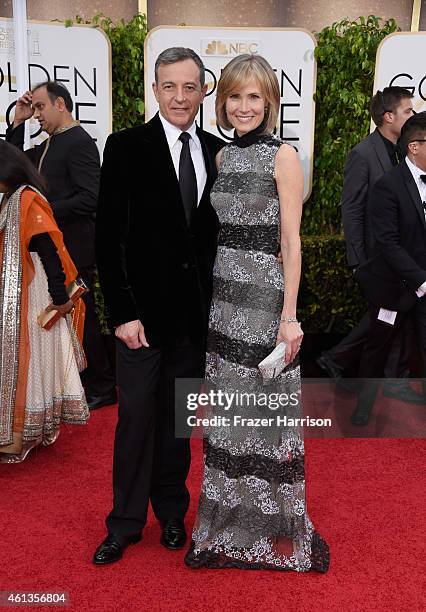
[0,253,88,462]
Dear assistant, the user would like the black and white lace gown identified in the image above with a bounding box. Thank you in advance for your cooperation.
[185,133,329,572]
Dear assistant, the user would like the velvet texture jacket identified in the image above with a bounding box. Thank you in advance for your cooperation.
[95,113,224,347]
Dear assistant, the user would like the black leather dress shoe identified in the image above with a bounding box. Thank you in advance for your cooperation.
[92,533,141,565]
[351,404,372,426]
[382,382,425,405]
[317,352,357,392]
[160,520,187,550]
[316,351,343,379]
[86,390,118,411]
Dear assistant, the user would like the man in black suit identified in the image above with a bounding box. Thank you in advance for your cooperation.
[6,81,116,410]
[93,48,224,564]
[353,112,426,423]
[317,87,420,403]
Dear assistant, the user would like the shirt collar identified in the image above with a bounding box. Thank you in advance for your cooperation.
[377,128,400,162]
[52,120,80,136]
[405,155,425,184]
[158,113,200,149]
[377,128,394,148]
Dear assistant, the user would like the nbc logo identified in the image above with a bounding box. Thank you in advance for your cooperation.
[202,40,261,57]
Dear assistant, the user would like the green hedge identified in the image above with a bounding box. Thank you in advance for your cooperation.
[299,235,366,333]
[301,16,398,330]
[66,14,148,131]
[305,15,399,235]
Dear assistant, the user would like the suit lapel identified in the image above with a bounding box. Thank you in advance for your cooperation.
[401,161,426,229]
[370,130,392,173]
[144,116,216,228]
[147,113,180,190]
[146,113,188,228]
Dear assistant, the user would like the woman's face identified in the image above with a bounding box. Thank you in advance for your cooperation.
[225,76,266,136]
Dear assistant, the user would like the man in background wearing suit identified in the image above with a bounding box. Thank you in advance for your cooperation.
[353,112,426,423]
[93,48,223,564]
[6,81,116,410]
[317,87,421,405]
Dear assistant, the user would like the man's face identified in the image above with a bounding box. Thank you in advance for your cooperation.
[31,86,62,135]
[153,59,207,131]
[389,97,414,138]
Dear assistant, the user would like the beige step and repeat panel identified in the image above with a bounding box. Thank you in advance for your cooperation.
[145,27,317,201]
[374,31,426,117]
[0,19,111,158]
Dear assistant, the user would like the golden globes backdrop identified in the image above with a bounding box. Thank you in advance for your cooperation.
[145,27,317,201]
[374,31,426,115]
[0,19,112,158]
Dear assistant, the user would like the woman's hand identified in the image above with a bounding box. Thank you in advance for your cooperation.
[46,299,75,316]
[277,321,303,365]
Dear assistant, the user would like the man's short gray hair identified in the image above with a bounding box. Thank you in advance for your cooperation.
[154,47,205,87]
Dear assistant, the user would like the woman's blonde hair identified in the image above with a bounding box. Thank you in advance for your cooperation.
[215,54,280,134]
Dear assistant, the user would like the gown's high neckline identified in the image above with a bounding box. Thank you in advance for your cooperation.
[232,122,269,148]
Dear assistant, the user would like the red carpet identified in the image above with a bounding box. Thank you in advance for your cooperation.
[1,406,424,612]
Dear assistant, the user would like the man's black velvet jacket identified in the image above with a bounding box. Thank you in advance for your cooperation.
[95,113,224,347]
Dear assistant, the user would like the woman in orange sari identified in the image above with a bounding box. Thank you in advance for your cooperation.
[0,140,88,463]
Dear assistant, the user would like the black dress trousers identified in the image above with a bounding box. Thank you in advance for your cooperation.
[105,338,205,538]
[329,309,412,377]
[356,299,426,410]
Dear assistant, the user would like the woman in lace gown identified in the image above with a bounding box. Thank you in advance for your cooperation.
[185,55,329,572]
[0,140,88,463]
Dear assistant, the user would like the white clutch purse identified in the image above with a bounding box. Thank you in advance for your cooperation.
[258,341,288,380]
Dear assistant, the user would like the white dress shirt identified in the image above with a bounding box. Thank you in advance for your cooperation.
[159,113,207,205]
[405,156,426,297]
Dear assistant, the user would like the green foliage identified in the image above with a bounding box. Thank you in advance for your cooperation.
[65,13,147,131]
[303,15,399,235]
[95,13,147,131]
[298,235,366,333]
[298,16,399,329]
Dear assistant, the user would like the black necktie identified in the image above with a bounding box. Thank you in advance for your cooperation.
[178,132,197,225]
[420,175,426,184]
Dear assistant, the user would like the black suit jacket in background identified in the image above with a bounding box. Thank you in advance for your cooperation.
[359,160,426,309]
[95,113,224,347]
[341,129,393,267]
[6,123,100,269]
